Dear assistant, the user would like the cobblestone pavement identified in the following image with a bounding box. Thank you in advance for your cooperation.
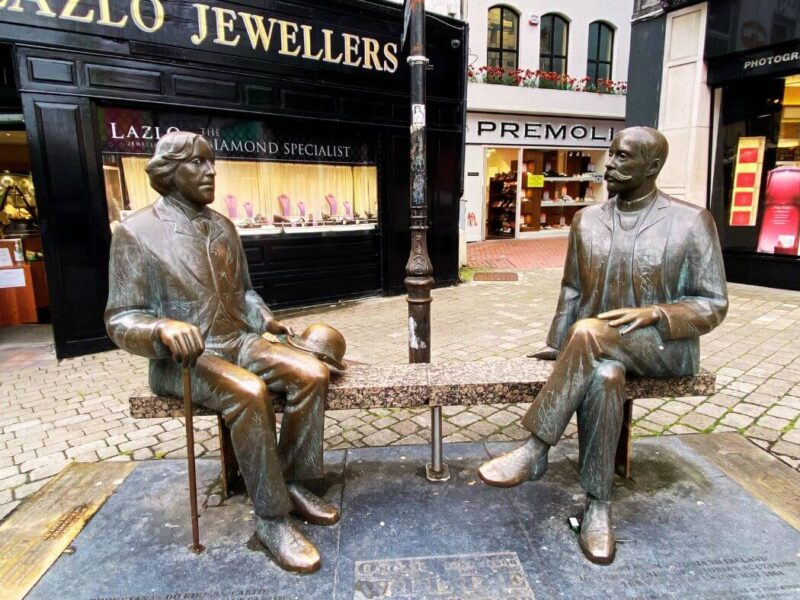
[2,249,800,522]
[467,236,569,269]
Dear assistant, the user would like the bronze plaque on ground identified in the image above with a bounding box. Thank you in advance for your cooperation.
[0,462,136,600]
[353,552,534,599]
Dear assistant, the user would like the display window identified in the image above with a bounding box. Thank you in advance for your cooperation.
[484,146,606,239]
[97,107,379,236]
[0,130,50,327]
[719,74,800,255]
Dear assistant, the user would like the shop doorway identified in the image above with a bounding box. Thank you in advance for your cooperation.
[0,43,53,355]
[485,147,520,239]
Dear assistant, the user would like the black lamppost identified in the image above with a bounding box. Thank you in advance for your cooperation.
[403,0,449,481]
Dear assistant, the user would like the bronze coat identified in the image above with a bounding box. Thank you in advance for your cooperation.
[105,196,273,392]
[546,192,728,376]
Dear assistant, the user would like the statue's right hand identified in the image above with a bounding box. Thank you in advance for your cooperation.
[155,319,205,367]
[527,346,559,361]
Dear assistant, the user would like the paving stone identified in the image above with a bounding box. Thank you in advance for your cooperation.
[0,501,20,521]
[745,426,783,443]
[485,410,519,426]
[646,410,679,427]
[756,415,791,431]
[695,403,727,419]
[660,400,694,416]
[446,411,482,427]
[680,412,717,431]
[362,429,400,446]
[389,420,421,436]
[766,405,798,420]
[732,403,767,418]
[770,440,800,459]
[782,428,800,445]
[720,413,754,430]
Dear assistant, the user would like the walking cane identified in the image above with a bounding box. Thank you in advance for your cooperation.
[182,364,205,554]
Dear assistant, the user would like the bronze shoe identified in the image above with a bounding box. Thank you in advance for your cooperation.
[255,515,321,574]
[287,483,340,526]
[578,498,616,565]
[477,435,549,488]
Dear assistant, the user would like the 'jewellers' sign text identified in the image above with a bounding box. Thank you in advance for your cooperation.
[0,0,400,74]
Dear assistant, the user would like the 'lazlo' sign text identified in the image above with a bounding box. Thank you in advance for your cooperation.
[0,0,400,73]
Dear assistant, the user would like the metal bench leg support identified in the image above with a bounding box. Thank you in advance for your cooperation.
[182,366,205,554]
[426,406,450,482]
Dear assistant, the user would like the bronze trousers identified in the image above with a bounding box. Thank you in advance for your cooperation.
[164,333,328,518]
[522,318,680,500]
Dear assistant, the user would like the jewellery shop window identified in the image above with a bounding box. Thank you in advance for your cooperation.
[96,107,379,236]
[719,74,800,256]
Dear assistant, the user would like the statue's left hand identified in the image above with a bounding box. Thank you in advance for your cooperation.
[265,319,294,337]
[597,306,661,335]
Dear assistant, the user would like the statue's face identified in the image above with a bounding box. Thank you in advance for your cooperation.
[173,139,216,205]
[604,131,650,196]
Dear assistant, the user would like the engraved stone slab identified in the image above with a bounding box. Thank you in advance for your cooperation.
[354,552,535,599]
[24,437,800,599]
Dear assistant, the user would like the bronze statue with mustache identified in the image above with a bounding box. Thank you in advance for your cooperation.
[105,131,338,574]
[478,127,728,564]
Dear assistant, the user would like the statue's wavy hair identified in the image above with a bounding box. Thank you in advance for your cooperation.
[145,131,209,196]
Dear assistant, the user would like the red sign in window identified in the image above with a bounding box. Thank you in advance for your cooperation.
[731,211,751,226]
[734,192,754,207]
[738,148,760,163]
[736,172,756,187]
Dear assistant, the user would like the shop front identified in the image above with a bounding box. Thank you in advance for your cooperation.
[463,112,624,242]
[0,0,466,358]
[707,0,800,289]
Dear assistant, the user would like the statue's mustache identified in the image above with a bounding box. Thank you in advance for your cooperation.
[604,169,633,182]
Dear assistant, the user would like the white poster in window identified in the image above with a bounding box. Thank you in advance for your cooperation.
[0,248,12,268]
[0,268,25,288]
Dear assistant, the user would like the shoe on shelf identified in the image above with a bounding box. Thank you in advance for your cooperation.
[287,482,340,526]
[478,435,549,488]
[578,497,615,565]
[255,515,321,574]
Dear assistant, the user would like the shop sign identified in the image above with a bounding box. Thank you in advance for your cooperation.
[467,113,622,149]
[729,136,765,227]
[0,0,399,74]
[97,106,375,164]
[708,43,800,86]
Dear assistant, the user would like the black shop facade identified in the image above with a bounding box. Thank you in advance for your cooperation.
[0,0,467,358]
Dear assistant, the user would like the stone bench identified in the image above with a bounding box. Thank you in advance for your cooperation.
[130,358,715,494]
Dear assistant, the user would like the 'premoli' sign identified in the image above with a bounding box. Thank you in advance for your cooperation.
[0,0,400,74]
[467,113,623,148]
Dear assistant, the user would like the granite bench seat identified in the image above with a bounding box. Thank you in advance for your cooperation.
[130,358,715,418]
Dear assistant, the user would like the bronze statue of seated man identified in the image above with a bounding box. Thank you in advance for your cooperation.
[105,131,341,574]
[478,126,728,564]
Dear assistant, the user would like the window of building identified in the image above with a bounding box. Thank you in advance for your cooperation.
[97,106,379,235]
[487,6,519,70]
[587,21,614,82]
[540,14,569,74]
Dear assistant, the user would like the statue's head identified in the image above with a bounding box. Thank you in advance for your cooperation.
[145,131,216,206]
[604,126,668,197]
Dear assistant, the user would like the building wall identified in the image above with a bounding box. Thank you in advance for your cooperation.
[466,0,632,85]
[656,2,711,207]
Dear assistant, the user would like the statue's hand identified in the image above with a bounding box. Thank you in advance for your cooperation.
[528,346,559,360]
[155,319,205,367]
[266,319,294,337]
[597,306,661,335]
